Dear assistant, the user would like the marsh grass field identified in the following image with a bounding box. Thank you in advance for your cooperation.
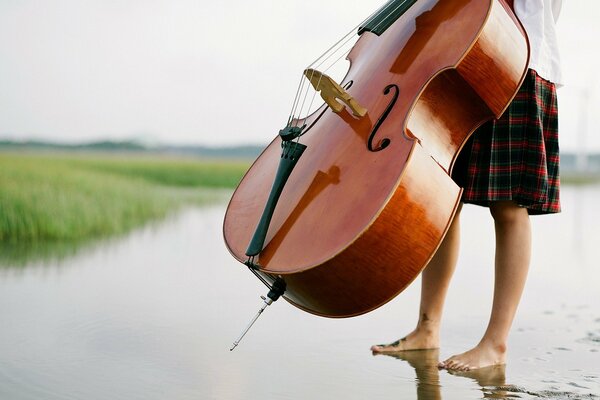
[0,151,249,243]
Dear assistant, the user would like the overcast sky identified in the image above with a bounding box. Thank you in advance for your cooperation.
[0,0,598,151]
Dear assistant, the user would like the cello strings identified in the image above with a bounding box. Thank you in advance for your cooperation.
[289,27,364,125]
[289,0,414,129]
[289,30,368,125]
[291,36,354,128]
[287,74,308,127]
[288,1,392,126]
[302,41,356,127]
[305,0,403,70]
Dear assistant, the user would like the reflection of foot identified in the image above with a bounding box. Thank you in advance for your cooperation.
[448,364,508,399]
[448,363,506,386]
[439,342,506,371]
[383,350,442,400]
[387,348,440,369]
[371,329,439,353]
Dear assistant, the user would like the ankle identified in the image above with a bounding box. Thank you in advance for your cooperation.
[415,319,440,337]
[479,338,507,355]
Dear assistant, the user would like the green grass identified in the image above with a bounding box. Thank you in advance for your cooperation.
[561,172,600,185]
[0,152,250,243]
[3,151,597,245]
[63,154,251,188]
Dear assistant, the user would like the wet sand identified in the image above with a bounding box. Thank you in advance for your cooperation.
[0,184,598,399]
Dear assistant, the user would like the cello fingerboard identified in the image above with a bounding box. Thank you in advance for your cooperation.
[358,0,417,36]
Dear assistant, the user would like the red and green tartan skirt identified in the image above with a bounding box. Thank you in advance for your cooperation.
[453,69,560,215]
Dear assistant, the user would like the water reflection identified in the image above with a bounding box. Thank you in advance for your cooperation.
[0,229,142,268]
[0,240,85,267]
[374,350,442,400]
[449,366,510,399]
[372,350,590,400]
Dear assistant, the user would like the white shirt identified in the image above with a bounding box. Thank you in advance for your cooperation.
[514,0,563,85]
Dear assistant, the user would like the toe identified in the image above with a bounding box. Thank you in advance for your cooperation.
[370,340,401,353]
[445,360,463,370]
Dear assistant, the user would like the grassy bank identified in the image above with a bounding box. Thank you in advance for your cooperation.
[0,152,250,243]
[2,151,597,244]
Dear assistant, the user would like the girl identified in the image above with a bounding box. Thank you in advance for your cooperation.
[371,0,563,371]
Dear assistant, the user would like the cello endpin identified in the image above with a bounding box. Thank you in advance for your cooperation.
[229,278,286,351]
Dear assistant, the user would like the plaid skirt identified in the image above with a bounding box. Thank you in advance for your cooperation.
[453,69,560,215]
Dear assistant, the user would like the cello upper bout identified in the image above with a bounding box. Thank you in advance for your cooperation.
[406,0,529,174]
[456,0,530,117]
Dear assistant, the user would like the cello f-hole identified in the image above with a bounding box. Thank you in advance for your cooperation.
[368,84,399,152]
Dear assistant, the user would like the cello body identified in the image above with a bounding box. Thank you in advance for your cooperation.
[223,0,529,317]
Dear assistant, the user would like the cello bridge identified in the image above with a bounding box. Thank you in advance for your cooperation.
[303,68,367,118]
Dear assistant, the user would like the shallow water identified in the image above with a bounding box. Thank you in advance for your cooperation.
[0,185,599,399]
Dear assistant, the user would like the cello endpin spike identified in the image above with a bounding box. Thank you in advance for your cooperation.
[229,278,286,351]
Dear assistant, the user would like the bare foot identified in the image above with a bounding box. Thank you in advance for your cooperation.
[438,342,506,371]
[370,329,439,353]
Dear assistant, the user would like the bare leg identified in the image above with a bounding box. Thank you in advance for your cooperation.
[371,205,462,353]
[440,201,531,370]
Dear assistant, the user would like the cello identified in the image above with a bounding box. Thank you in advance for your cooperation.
[223,0,529,349]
